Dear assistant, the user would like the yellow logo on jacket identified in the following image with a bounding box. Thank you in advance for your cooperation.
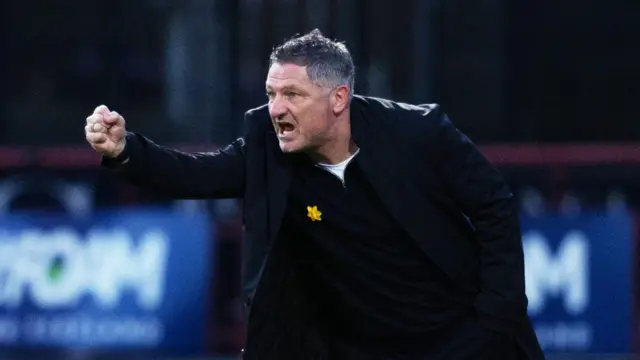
[307,206,322,221]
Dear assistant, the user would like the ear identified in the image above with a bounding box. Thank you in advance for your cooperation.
[331,85,350,114]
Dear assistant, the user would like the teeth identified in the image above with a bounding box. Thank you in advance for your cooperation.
[277,123,293,133]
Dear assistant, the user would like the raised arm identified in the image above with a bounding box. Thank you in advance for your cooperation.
[86,105,244,199]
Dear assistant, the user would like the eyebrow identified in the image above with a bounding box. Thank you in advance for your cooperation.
[265,84,301,91]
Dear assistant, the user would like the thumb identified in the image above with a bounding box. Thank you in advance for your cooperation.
[104,111,125,127]
[94,105,110,116]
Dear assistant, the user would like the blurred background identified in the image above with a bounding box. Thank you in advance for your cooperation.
[0,0,639,359]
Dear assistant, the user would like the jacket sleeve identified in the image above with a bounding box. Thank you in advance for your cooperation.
[101,131,245,199]
[429,106,528,334]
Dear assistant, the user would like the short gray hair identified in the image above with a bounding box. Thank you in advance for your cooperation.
[270,29,355,99]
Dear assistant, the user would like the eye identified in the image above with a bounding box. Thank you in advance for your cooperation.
[284,91,297,99]
[266,91,275,100]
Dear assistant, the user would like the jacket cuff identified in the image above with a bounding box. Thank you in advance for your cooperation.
[100,132,136,170]
[475,309,520,336]
[473,293,527,335]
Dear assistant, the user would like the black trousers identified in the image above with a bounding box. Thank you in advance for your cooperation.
[326,312,520,360]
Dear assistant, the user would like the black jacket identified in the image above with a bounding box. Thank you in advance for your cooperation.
[103,96,542,359]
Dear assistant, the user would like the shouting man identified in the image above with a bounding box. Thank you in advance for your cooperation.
[85,29,544,360]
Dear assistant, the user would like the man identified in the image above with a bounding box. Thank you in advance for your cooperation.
[85,29,544,359]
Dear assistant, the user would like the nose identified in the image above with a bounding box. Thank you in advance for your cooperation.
[268,97,287,120]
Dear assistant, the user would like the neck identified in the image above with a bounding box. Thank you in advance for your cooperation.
[308,116,358,165]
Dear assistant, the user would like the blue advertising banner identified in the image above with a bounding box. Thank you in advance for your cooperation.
[0,209,214,354]
[521,212,634,354]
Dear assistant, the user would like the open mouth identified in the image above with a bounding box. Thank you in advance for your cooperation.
[276,122,296,135]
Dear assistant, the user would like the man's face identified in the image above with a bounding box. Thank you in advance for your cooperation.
[266,63,333,153]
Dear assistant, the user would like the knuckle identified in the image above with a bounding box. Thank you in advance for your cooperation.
[88,114,102,124]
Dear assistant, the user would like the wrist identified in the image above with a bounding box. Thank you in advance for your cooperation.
[108,141,129,163]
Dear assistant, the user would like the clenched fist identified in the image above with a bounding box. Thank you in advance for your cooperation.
[85,105,126,158]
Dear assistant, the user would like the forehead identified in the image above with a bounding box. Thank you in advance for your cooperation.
[266,63,311,89]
